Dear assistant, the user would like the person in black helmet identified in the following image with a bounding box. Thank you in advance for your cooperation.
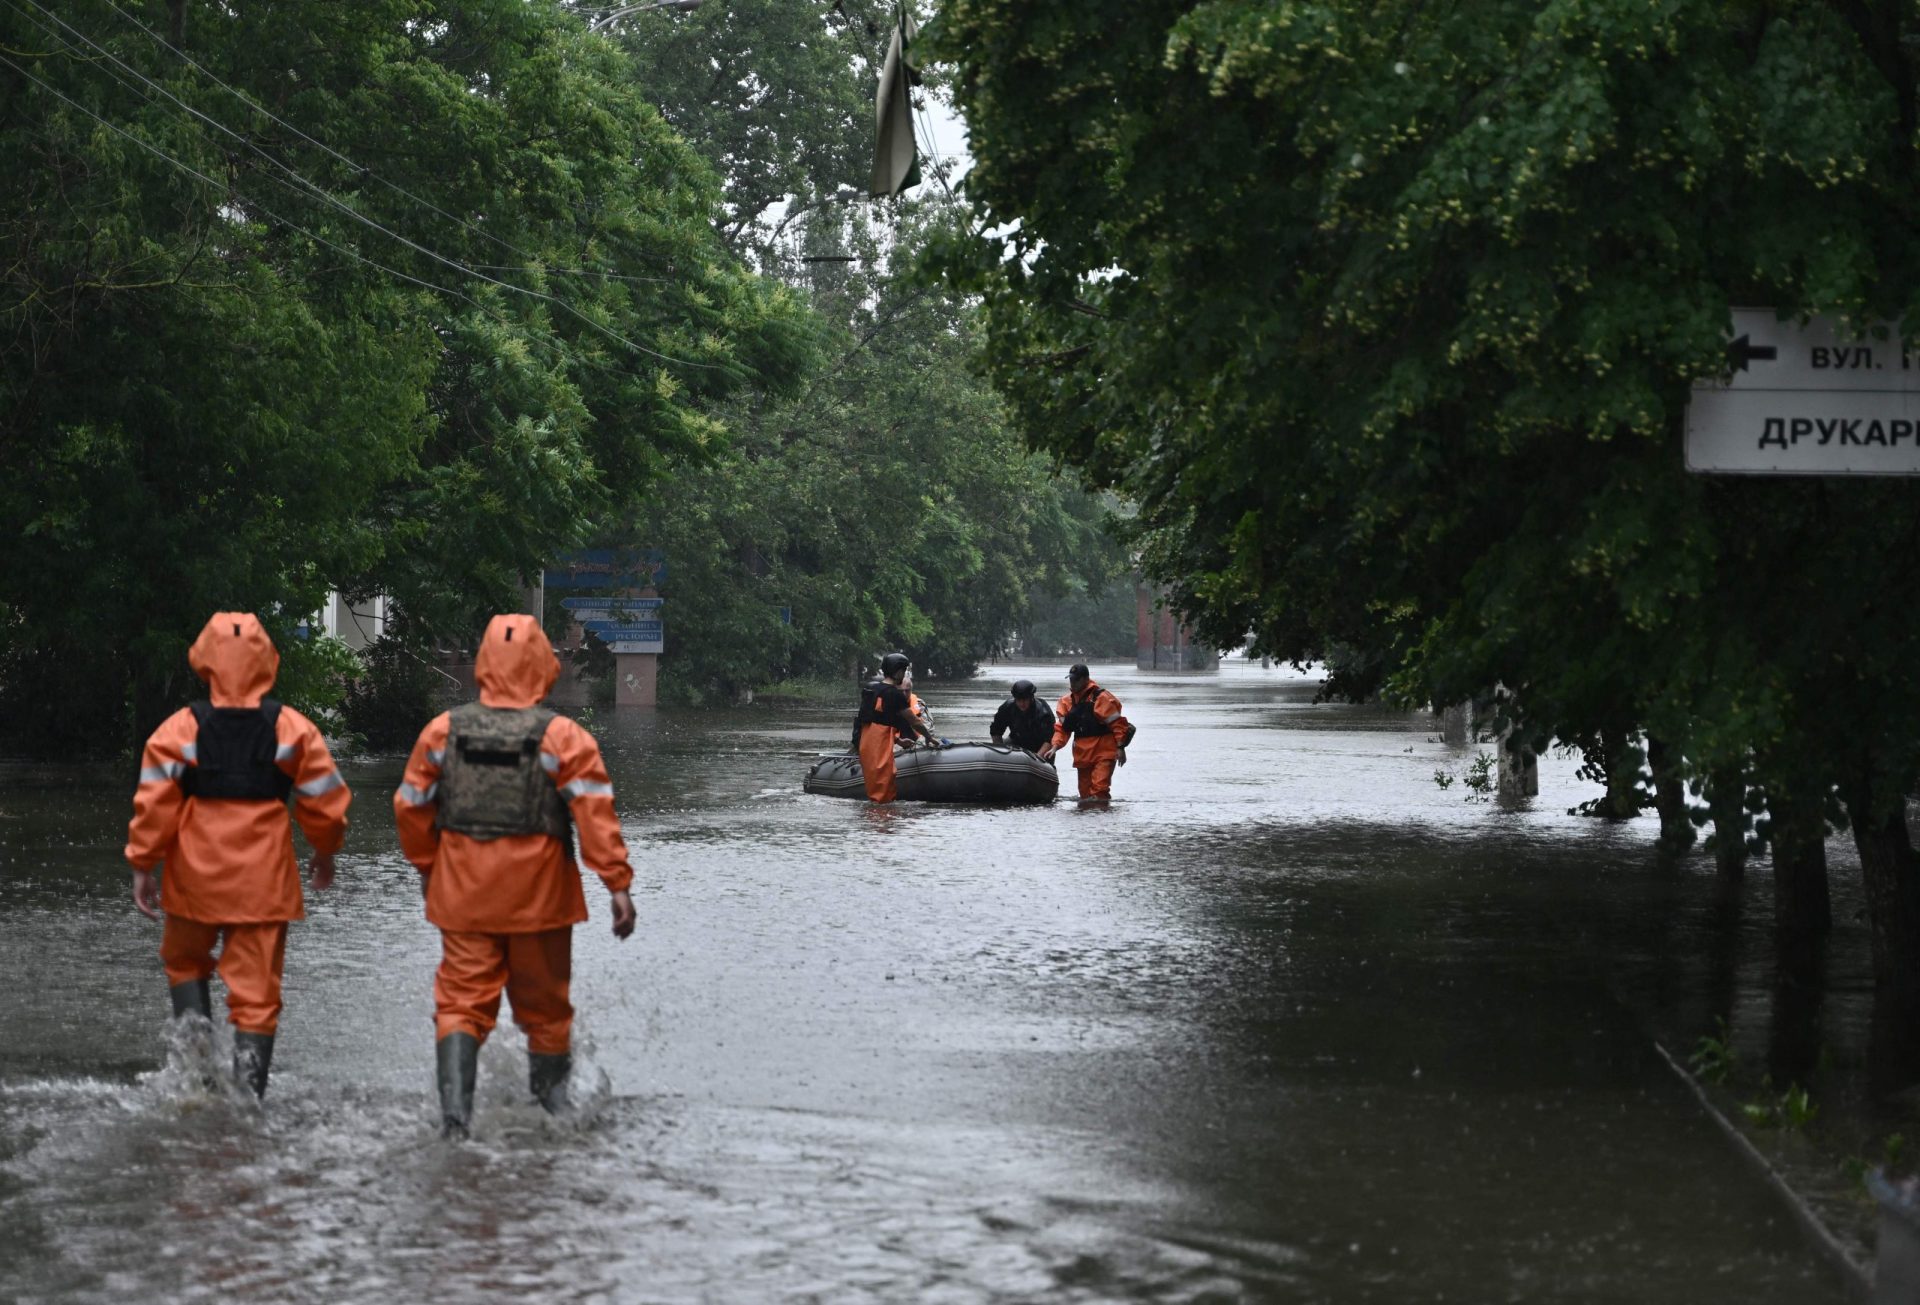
[990,680,1055,754]
[851,652,934,801]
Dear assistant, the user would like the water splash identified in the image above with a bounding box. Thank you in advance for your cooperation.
[139,1014,261,1115]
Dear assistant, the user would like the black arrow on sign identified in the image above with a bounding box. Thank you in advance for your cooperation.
[1729,334,1778,372]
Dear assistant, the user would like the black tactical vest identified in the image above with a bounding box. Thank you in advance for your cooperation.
[181,700,294,801]
[1061,696,1110,739]
[852,679,909,749]
[436,703,573,844]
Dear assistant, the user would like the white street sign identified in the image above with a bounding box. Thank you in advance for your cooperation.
[603,640,662,654]
[1686,309,1920,475]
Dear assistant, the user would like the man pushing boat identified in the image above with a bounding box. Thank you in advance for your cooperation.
[851,652,937,802]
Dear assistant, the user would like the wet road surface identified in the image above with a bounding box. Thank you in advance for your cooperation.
[0,662,1856,1302]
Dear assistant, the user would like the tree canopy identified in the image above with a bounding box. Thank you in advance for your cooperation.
[0,0,807,745]
[933,0,1920,988]
[601,0,1126,700]
[0,0,1128,741]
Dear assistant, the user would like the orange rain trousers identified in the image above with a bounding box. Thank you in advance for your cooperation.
[858,722,898,802]
[1077,758,1117,801]
[434,928,573,1055]
[160,916,289,1034]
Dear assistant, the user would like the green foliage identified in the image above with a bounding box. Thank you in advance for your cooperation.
[608,0,916,263]
[1019,575,1137,660]
[1744,1080,1819,1132]
[1462,752,1495,803]
[338,635,455,754]
[637,237,1105,698]
[1689,1018,1737,1087]
[1885,1132,1909,1179]
[598,6,1125,701]
[275,636,362,741]
[0,0,801,751]
[933,0,1920,941]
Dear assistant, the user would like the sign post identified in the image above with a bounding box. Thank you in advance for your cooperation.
[1686,310,1920,476]
[543,550,666,706]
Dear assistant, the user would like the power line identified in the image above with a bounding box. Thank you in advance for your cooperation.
[0,49,492,314]
[95,0,542,270]
[825,2,955,205]
[11,0,721,370]
[470,263,677,286]
[98,0,692,283]
[27,0,684,289]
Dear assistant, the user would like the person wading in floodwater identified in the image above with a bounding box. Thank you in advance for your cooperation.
[392,614,636,1139]
[990,679,1055,754]
[124,612,351,1099]
[1039,663,1134,803]
[852,652,936,802]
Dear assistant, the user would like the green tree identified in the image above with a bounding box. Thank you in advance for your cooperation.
[934,1,1920,993]
[636,223,1103,701]
[0,0,804,750]
[601,0,909,263]
[594,2,1121,702]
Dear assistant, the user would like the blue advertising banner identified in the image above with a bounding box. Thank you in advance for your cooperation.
[543,548,667,590]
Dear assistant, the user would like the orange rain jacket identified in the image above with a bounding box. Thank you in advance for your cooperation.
[125,613,351,922]
[393,615,634,933]
[1051,680,1131,769]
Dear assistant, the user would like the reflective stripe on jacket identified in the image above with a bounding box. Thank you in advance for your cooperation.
[394,615,633,933]
[124,612,350,923]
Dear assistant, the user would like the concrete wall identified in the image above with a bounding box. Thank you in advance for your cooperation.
[321,593,387,651]
[613,652,658,707]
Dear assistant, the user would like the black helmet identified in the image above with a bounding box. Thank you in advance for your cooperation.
[1010,680,1036,699]
[880,652,911,678]
[1067,662,1091,682]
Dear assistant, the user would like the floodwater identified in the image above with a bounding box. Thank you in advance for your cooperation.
[0,661,1864,1303]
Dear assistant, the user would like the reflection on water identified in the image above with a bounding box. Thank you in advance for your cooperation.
[0,662,1871,1301]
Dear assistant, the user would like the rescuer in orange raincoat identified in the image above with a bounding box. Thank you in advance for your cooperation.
[1039,663,1133,801]
[393,614,636,1138]
[124,612,351,1098]
[851,652,935,802]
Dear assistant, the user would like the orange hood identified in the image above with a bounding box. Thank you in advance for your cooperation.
[188,612,280,708]
[475,614,560,708]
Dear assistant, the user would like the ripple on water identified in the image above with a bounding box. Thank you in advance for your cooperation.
[1,1060,1299,1304]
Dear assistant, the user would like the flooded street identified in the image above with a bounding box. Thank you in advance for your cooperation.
[0,662,1858,1302]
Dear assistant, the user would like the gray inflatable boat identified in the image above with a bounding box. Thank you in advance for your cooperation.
[804,742,1058,804]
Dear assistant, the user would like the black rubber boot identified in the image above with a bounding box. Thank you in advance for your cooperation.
[528,1052,572,1114]
[169,979,212,1021]
[437,1033,479,1139]
[232,1032,275,1099]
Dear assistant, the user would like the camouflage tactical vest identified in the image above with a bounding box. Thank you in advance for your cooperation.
[436,703,572,844]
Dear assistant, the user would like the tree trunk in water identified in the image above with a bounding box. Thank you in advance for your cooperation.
[1647,737,1694,852]
[1767,931,1824,1089]
[1706,764,1748,882]
[1846,791,1920,1005]
[1597,728,1643,819]
[1769,786,1831,938]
